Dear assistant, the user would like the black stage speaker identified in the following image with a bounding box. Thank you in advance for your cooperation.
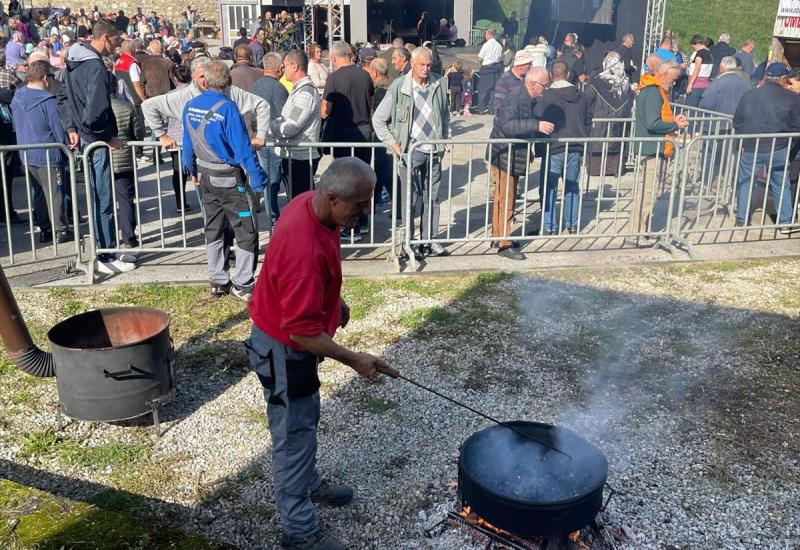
[551,0,615,25]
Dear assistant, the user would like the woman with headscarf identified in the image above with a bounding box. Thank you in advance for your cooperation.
[584,51,635,176]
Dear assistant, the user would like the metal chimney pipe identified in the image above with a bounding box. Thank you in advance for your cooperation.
[0,265,55,377]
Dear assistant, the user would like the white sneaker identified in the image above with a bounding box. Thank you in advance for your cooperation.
[118,252,137,263]
[96,258,136,275]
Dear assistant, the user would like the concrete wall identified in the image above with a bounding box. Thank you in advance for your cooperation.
[453,0,473,45]
[57,0,221,30]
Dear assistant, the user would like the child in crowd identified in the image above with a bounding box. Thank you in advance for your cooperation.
[461,67,474,117]
[445,60,463,115]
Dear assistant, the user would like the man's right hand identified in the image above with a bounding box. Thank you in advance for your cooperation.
[159,134,178,150]
[390,143,402,157]
[67,131,79,150]
[349,352,391,379]
[538,121,555,135]
[107,137,123,150]
[675,114,689,129]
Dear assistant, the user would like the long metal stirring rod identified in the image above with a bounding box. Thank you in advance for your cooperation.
[383,368,572,459]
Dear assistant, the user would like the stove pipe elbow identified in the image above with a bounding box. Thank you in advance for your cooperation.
[0,265,55,377]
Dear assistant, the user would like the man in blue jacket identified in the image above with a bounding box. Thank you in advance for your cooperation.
[183,60,267,301]
[11,60,72,244]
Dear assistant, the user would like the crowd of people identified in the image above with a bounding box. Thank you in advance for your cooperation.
[0,5,798,276]
[0,5,799,548]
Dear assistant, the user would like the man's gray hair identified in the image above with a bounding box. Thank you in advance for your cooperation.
[191,55,212,73]
[330,40,352,60]
[317,157,376,199]
[525,66,548,84]
[391,37,404,48]
[204,60,232,90]
[411,46,432,61]
[394,47,410,63]
[263,51,283,71]
[370,57,388,76]
[719,56,737,73]
[719,33,731,43]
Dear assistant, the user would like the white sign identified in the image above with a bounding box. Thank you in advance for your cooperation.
[779,0,800,17]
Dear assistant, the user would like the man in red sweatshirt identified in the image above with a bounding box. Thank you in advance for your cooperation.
[246,157,392,550]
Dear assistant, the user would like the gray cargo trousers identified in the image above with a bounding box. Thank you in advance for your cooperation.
[244,324,323,542]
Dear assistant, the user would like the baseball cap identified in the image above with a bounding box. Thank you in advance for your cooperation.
[359,47,377,62]
[513,50,533,67]
[765,62,791,77]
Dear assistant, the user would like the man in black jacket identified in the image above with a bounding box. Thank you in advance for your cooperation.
[65,19,133,275]
[488,67,554,260]
[710,33,736,78]
[733,62,800,233]
[533,60,593,235]
[616,33,638,85]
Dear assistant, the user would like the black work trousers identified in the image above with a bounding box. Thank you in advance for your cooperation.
[285,157,320,199]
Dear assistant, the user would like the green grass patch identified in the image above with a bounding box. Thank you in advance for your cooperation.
[383,277,457,298]
[361,397,399,414]
[474,0,518,23]
[666,0,779,62]
[58,442,149,470]
[241,405,269,430]
[16,431,62,459]
[398,306,460,331]
[342,279,385,321]
[108,284,206,308]
[0,480,228,550]
[0,356,16,376]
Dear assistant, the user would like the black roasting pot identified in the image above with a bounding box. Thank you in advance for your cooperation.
[47,307,174,422]
[458,421,608,537]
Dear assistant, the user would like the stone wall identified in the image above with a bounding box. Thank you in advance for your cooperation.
[56,0,221,31]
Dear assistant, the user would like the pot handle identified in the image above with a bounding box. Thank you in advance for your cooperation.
[601,483,616,512]
[103,365,152,380]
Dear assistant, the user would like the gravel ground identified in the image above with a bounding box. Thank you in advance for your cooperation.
[1,260,799,549]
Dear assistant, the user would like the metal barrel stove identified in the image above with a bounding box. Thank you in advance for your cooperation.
[0,265,175,434]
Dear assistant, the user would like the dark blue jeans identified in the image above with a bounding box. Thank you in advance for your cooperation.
[82,140,116,260]
[541,151,582,232]
[736,148,794,225]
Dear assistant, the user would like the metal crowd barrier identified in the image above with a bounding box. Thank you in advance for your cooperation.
[0,143,82,269]
[674,132,800,258]
[401,136,683,270]
[3,126,798,280]
[79,140,401,282]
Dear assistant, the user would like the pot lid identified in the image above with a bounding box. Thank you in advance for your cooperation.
[460,422,608,505]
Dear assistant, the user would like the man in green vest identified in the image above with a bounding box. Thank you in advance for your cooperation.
[372,46,451,262]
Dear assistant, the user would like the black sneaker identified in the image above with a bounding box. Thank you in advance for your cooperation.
[210,282,232,297]
[498,246,526,260]
[39,228,53,243]
[56,229,74,244]
[281,531,345,550]
[309,479,353,507]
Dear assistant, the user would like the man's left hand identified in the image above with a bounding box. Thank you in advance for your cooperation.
[251,137,265,151]
[340,298,351,328]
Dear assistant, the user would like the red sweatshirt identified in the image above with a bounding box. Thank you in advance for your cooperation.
[249,192,342,349]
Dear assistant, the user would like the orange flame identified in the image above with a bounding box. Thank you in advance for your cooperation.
[457,506,516,538]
